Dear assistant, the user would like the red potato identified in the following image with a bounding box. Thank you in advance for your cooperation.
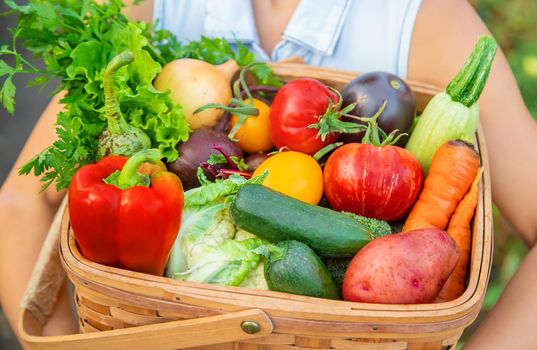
[342,228,459,304]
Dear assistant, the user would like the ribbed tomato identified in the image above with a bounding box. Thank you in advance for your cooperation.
[323,143,423,221]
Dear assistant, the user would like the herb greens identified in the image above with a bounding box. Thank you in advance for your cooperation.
[1,0,281,191]
[1,0,189,190]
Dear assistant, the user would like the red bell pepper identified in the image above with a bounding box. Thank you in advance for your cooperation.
[68,149,184,275]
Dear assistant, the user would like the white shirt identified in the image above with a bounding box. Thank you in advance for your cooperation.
[153,0,422,78]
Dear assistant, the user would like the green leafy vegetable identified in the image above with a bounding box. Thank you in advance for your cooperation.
[185,171,267,207]
[0,76,15,115]
[206,154,248,172]
[97,50,151,159]
[174,237,267,286]
[1,0,189,190]
[1,0,280,190]
[166,173,270,288]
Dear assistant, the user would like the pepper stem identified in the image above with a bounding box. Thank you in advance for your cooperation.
[446,35,497,107]
[116,149,162,189]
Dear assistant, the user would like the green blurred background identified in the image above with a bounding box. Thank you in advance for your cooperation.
[459,0,535,346]
[471,0,537,118]
[0,1,535,349]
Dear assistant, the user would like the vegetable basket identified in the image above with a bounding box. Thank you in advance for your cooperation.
[19,63,493,350]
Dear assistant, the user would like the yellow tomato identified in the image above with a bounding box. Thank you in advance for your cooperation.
[252,151,323,205]
[230,99,273,153]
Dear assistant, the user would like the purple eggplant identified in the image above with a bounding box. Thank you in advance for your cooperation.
[339,71,416,145]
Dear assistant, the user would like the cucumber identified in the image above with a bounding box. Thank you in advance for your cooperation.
[230,184,374,258]
[264,240,340,300]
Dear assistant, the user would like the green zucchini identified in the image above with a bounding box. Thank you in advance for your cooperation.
[229,184,374,258]
[405,35,497,174]
[264,240,340,300]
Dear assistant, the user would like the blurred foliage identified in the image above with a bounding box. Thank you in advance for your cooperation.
[458,205,527,348]
[457,2,534,347]
[482,206,527,310]
[470,0,537,118]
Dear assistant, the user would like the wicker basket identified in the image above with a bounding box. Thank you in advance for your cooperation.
[19,63,493,350]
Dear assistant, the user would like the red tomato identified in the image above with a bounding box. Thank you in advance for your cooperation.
[323,143,423,221]
[269,78,340,155]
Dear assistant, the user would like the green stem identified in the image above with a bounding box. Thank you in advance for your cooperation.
[307,87,367,140]
[238,62,264,102]
[194,62,266,140]
[313,142,343,161]
[446,35,497,107]
[145,43,166,66]
[227,63,266,139]
[116,149,162,189]
[103,51,134,135]
[359,101,407,147]
[2,46,45,73]
[195,101,259,141]
[1,50,43,73]
[194,103,258,117]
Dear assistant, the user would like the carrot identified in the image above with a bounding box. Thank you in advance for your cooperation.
[435,168,483,302]
[403,140,480,232]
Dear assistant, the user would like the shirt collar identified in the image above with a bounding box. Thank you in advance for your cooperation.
[203,0,351,56]
[204,0,258,43]
[283,0,351,56]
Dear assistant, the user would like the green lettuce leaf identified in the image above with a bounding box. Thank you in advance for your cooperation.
[166,173,268,281]
[184,172,267,207]
[5,0,188,190]
[174,238,267,286]
[2,0,279,190]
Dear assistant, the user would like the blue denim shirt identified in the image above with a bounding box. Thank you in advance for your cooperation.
[153,0,422,78]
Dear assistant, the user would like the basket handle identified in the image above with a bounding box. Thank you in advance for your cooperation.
[19,306,273,350]
[18,197,273,349]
